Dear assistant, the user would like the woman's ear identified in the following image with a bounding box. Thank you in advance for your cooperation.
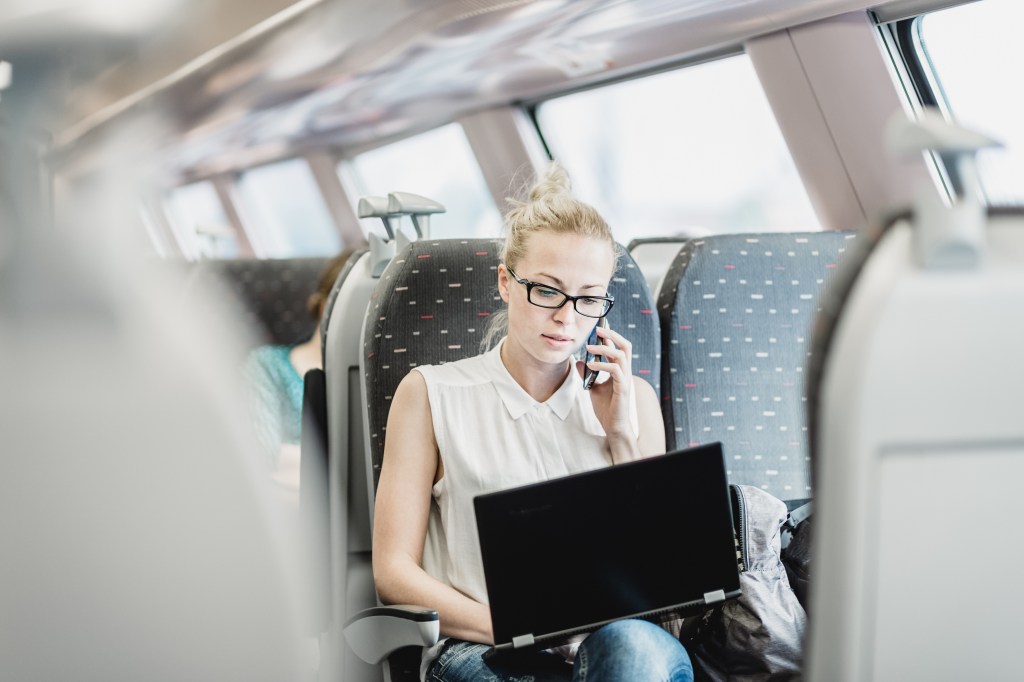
[497,264,511,304]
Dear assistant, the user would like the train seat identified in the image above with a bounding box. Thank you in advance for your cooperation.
[343,238,661,680]
[304,197,438,681]
[313,247,393,682]
[628,236,694,298]
[1,237,307,680]
[656,231,857,501]
[183,256,330,349]
[295,249,366,635]
[806,205,1024,679]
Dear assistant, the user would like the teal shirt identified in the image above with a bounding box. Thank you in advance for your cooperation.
[243,345,304,463]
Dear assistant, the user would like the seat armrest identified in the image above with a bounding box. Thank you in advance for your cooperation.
[343,605,440,664]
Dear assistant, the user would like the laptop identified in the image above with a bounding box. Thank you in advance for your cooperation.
[473,442,740,656]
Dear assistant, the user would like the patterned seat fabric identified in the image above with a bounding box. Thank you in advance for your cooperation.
[362,239,660,490]
[187,257,330,346]
[657,232,856,500]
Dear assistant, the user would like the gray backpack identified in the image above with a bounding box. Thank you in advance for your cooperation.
[682,485,808,681]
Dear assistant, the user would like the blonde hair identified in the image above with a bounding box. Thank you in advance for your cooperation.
[500,163,615,270]
[482,163,617,351]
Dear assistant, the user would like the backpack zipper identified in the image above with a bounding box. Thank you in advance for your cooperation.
[730,484,748,573]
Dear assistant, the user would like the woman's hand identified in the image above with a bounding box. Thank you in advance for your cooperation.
[578,323,641,463]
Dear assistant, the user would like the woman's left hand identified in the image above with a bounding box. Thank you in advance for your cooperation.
[577,323,640,463]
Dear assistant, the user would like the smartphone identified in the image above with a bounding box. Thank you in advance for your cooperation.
[583,318,609,390]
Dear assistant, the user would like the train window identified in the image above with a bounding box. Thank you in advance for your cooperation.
[236,159,342,257]
[912,0,1024,204]
[533,54,819,243]
[342,123,503,239]
[164,181,238,260]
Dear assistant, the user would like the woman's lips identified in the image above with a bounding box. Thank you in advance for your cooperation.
[542,334,574,346]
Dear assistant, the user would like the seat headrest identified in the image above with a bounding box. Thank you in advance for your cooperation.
[186,257,329,347]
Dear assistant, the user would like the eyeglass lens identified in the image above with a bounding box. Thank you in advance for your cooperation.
[527,285,610,317]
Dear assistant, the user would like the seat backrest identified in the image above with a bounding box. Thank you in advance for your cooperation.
[315,225,429,682]
[656,232,856,501]
[1,238,306,681]
[185,257,329,348]
[628,237,690,298]
[806,209,1024,681]
[315,248,391,682]
[361,239,661,492]
[356,238,659,681]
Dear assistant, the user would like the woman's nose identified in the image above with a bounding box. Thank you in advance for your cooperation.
[552,301,577,325]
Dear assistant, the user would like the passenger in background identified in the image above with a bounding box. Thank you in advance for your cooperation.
[244,248,355,499]
[373,164,692,682]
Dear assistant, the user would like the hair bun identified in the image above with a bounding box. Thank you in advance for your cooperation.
[527,163,572,203]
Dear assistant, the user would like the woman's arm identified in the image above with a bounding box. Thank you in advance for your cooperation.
[632,376,666,457]
[372,370,494,644]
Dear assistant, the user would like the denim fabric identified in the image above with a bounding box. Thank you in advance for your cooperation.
[427,620,693,682]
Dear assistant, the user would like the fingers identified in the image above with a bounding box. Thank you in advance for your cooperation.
[595,323,632,356]
[586,323,632,365]
[584,323,632,386]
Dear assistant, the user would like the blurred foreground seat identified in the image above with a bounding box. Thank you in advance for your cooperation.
[807,207,1024,681]
[0,242,309,682]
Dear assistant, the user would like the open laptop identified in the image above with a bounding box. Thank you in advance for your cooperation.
[473,442,740,656]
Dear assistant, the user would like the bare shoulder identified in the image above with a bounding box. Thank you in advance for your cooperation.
[394,367,429,403]
[387,369,435,444]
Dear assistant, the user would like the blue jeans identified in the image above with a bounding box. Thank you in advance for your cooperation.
[426,619,694,682]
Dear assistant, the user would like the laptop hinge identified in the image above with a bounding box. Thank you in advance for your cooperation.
[512,634,535,649]
[703,589,726,604]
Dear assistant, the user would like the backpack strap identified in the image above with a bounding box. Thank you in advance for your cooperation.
[780,501,813,550]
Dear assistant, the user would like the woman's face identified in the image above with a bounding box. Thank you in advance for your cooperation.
[498,231,615,369]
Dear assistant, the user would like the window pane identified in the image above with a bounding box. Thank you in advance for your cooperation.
[344,123,503,239]
[918,0,1024,204]
[164,182,238,260]
[535,54,819,243]
[236,159,342,257]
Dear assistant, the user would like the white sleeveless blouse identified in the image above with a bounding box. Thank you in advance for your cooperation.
[413,339,638,678]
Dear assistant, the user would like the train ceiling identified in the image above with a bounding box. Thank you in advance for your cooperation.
[45,0,900,178]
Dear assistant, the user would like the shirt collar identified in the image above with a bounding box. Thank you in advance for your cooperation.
[486,339,580,421]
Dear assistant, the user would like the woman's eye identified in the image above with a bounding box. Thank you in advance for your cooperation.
[580,297,600,306]
[535,287,560,298]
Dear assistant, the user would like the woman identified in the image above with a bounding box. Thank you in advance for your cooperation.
[372,165,693,682]
[244,248,355,498]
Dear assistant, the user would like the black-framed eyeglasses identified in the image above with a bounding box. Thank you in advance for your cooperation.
[506,267,614,318]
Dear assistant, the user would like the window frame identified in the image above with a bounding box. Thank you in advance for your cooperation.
[234,157,344,259]
[878,14,959,202]
[339,121,505,240]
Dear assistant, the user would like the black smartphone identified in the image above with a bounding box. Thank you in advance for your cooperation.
[583,318,609,390]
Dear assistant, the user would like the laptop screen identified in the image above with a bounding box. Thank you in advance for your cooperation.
[474,442,739,647]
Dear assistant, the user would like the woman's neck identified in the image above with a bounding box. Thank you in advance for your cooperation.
[499,339,571,403]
